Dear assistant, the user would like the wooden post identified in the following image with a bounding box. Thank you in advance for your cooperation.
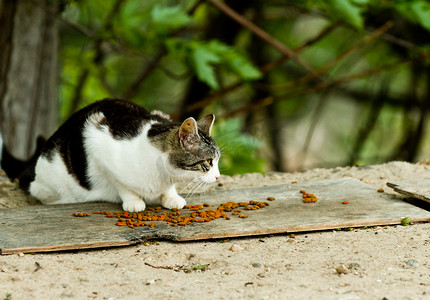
[0,0,59,160]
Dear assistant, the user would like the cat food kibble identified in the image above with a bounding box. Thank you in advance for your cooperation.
[72,198,274,228]
[72,212,91,217]
[300,190,318,203]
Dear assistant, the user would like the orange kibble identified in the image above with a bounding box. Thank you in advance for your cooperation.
[74,197,273,229]
[93,211,102,214]
[342,201,349,204]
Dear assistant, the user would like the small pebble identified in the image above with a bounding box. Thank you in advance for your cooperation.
[18,252,24,257]
[405,259,419,268]
[229,244,244,252]
[348,262,361,270]
[335,264,349,274]
[252,262,262,268]
[146,279,156,285]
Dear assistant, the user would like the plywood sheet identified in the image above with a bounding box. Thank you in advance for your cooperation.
[387,181,430,205]
[1,178,430,255]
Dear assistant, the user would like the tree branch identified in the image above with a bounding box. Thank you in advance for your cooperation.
[207,0,315,74]
[219,97,273,119]
[268,21,394,91]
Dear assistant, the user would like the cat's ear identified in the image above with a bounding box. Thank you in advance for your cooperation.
[197,114,215,136]
[179,117,199,151]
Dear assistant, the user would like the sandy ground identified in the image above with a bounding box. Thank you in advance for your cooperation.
[1,161,430,299]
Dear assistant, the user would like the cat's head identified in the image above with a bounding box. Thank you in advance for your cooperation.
[167,114,221,183]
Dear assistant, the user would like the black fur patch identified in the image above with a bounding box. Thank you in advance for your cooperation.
[147,122,179,139]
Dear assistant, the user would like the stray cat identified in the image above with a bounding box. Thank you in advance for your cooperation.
[2,99,221,212]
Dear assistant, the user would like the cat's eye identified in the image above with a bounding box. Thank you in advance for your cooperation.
[207,159,213,166]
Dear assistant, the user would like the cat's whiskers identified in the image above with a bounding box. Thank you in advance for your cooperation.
[184,178,204,199]
[180,177,200,194]
[186,178,207,199]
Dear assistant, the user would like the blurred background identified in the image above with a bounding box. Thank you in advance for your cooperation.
[1,0,430,175]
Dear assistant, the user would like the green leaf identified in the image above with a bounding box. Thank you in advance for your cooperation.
[151,5,192,30]
[190,46,221,89]
[192,264,209,270]
[411,1,430,31]
[328,0,364,29]
[395,0,430,31]
[206,41,262,80]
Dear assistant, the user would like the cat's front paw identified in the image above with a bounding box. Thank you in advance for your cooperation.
[161,194,186,209]
[122,199,146,212]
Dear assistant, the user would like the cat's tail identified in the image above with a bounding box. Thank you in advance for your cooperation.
[1,136,46,191]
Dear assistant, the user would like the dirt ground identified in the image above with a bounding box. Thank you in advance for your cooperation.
[1,161,430,300]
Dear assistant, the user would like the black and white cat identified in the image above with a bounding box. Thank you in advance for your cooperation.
[3,99,221,212]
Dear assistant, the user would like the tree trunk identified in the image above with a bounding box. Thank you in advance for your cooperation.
[0,0,59,160]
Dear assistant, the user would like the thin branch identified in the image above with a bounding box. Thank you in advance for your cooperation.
[299,91,330,170]
[207,0,315,74]
[122,50,166,100]
[122,1,204,101]
[67,0,125,116]
[261,21,341,73]
[348,83,387,165]
[158,64,191,80]
[268,21,394,91]
[219,97,274,119]
[277,57,413,99]
[68,68,89,116]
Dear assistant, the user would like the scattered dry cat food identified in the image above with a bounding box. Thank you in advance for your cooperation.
[342,201,349,204]
[72,212,91,217]
[267,196,275,201]
[377,188,384,193]
[73,198,271,229]
[300,190,318,203]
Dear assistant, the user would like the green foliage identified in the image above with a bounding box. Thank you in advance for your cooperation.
[166,39,262,89]
[395,0,430,32]
[190,45,221,89]
[150,5,192,31]
[213,119,266,175]
[327,0,364,29]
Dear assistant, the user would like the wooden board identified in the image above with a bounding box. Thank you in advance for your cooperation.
[1,178,430,255]
[387,181,430,205]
